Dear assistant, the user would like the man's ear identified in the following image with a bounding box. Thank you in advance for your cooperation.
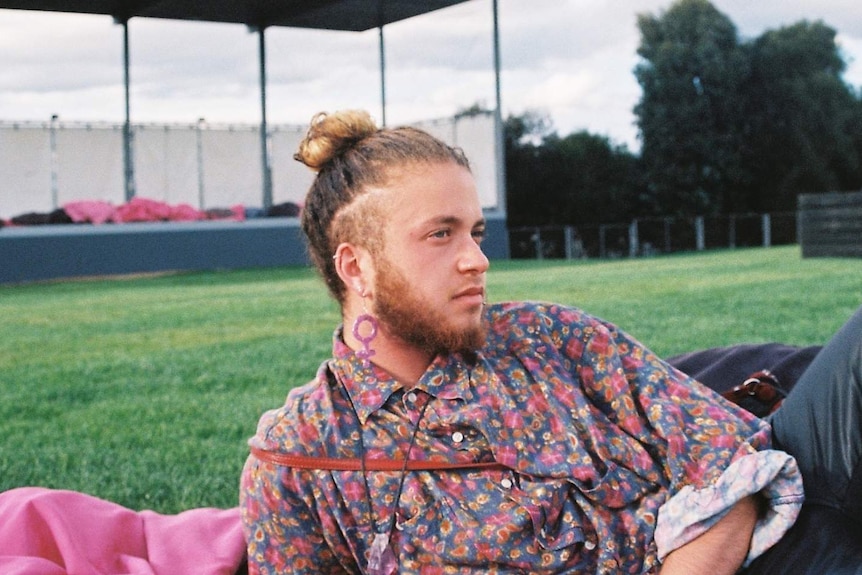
[333,243,373,297]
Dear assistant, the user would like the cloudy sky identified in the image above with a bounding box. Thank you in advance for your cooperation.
[1,0,860,151]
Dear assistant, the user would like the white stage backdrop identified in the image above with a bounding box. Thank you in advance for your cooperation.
[0,112,500,219]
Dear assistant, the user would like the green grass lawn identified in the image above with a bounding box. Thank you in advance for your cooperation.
[1,245,860,513]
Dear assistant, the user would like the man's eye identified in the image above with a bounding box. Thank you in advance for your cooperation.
[431,229,451,239]
[472,229,486,242]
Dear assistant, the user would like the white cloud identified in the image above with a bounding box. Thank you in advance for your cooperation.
[837,33,862,86]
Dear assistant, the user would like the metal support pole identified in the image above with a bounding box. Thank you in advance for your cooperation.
[49,114,59,209]
[532,227,543,260]
[492,0,507,215]
[257,26,273,211]
[119,17,135,202]
[664,217,672,253]
[599,225,607,258]
[379,26,387,126]
[762,213,772,247]
[729,214,736,248]
[796,209,802,247]
[196,118,206,210]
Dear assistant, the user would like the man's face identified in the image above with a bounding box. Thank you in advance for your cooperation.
[368,161,489,355]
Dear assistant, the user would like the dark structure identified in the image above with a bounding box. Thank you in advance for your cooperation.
[799,191,862,258]
[0,1,472,31]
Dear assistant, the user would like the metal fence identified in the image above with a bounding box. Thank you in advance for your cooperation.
[509,212,798,259]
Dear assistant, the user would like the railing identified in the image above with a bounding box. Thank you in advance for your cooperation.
[509,212,798,260]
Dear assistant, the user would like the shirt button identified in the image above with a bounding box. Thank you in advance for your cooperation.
[452,431,464,443]
[500,478,513,489]
[584,539,596,551]
[406,392,417,403]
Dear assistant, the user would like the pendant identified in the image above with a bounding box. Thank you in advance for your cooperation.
[368,531,397,575]
[353,313,378,367]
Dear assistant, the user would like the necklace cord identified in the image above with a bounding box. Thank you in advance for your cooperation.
[349,388,431,536]
[387,397,431,534]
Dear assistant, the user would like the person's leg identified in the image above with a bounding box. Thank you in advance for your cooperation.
[769,305,862,518]
[742,504,862,574]
[753,307,862,573]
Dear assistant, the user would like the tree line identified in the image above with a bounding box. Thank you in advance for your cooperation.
[504,0,862,228]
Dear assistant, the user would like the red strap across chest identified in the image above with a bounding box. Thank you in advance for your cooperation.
[250,446,507,472]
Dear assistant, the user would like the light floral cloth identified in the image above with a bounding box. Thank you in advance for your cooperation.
[242,302,803,574]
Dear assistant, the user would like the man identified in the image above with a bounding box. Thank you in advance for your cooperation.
[240,110,807,574]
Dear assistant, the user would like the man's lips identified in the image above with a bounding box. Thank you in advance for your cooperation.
[453,286,485,304]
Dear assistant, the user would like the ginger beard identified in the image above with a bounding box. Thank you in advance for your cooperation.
[371,252,487,356]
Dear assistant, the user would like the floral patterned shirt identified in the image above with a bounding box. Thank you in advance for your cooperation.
[241,302,803,574]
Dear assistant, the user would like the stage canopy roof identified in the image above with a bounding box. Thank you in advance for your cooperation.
[0,0,505,215]
[0,0,472,30]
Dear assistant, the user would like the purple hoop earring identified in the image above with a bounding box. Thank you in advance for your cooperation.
[352,313,379,367]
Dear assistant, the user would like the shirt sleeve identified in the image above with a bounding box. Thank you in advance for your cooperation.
[559,307,804,564]
[654,449,803,566]
[240,411,349,575]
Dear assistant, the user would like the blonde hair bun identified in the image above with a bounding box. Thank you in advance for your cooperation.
[294,110,379,171]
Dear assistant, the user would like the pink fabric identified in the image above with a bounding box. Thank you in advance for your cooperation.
[0,487,245,575]
[229,205,246,221]
[63,201,117,225]
[203,205,246,222]
[22,198,249,226]
[113,198,174,223]
[11,198,249,226]
[168,203,205,222]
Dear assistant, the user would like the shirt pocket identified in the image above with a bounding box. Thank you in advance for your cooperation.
[394,469,557,565]
[570,460,658,509]
[505,476,587,551]
[510,461,658,552]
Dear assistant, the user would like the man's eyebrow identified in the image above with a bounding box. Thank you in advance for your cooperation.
[420,215,486,228]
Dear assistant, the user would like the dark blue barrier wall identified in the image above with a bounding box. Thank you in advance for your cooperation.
[0,215,509,284]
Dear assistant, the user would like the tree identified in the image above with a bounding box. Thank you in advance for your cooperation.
[634,0,751,216]
[504,110,554,147]
[504,111,556,227]
[504,111,642,228]
[743,21,862,210]
[635,1,862,216]
[544,131,643,225]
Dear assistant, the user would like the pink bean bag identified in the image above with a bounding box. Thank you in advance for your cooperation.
[0,487,245,575]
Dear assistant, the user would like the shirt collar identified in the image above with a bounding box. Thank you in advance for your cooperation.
[416,353,475,402]
[330,326,476,424]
